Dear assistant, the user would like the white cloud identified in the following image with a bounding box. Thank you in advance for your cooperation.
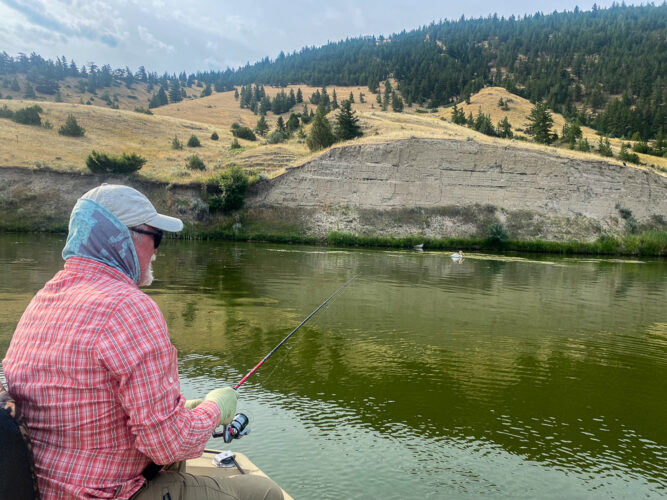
[137,25,174,53]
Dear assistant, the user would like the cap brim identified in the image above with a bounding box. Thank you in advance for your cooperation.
[144,213,184,232]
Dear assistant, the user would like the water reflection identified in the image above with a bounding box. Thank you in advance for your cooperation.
[1,234,665,498]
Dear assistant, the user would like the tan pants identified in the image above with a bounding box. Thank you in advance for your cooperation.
[131,462,284,500]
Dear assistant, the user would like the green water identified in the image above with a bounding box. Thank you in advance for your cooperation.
[1,234,666,499]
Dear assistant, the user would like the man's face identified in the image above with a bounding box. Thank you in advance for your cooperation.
[133,225,159,286]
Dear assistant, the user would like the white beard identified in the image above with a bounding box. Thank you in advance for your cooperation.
[139,253,156,286]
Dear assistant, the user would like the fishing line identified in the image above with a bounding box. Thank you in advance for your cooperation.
[234,274,358,390]
[212,275,358,440]
[251,294,342,388]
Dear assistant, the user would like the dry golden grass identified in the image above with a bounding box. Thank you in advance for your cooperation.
[1,83,664,183]
[451,87,667,169]
[1,75,154,110]
[152,84,376,129]
[0,99,251,181]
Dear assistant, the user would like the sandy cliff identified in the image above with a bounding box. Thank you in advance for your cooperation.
[247,138,667,240]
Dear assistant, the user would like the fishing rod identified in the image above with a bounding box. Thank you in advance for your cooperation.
[213,275,358,441]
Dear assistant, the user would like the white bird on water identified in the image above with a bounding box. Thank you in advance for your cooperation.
[451,251,464,260]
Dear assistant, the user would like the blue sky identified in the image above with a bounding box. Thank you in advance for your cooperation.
[0,0,645,74]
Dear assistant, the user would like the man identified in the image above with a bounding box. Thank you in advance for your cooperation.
[3,184,282,500]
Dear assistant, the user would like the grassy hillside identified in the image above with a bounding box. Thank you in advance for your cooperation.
[0,75,154,111]
[1,83,665,184]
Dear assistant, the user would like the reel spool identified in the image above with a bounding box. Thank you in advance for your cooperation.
[212,413,250,443]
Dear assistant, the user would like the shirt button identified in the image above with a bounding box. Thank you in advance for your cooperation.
[168,377,174,383]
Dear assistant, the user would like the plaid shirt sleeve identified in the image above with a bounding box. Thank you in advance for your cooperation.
[98,292,220,465]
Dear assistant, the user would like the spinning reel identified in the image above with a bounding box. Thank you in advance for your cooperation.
[212,413,250,443]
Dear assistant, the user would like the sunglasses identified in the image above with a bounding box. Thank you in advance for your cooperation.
[129,227,163,249]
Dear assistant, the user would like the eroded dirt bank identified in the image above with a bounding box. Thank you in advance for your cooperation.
[246,138,667,240]
[1,138,666,241]
[0,167,202,231]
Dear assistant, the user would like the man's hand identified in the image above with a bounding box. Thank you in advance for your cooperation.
[204,387,238,425]
[184,398,203,410]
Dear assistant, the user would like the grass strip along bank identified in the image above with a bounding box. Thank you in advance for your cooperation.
[1,220,665,256]
[178,227,667,257]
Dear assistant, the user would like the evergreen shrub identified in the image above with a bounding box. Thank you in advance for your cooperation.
[171,136,183,150]
[0,105,14,118]
[86,151,146,174]
[186,155,206,170]
[231,126,256,141]
[12,105,42,125]
[58,114,85,137]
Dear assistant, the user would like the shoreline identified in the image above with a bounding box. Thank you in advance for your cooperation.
[3,225,664,257]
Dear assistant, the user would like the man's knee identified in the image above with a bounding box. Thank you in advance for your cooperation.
[231,474,284,500]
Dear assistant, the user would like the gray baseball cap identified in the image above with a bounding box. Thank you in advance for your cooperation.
[81,184,183,232]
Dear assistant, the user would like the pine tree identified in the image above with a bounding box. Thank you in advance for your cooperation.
[472,108,496,136]
[619,143,640,164]
[332,89,338,110]
[391,91,404,112]
[168,80,182,103]
[525,101,555,144]
[234,88,239,100]
[383,81,392,110]
[137,66,147,82]
[382,80,394,106]
[597,136,613,157]
[307,105,336,151]
[335,100,363,140]
[451,104,466,125]
[254,115,269,136]
[149,88,168,108]
[301,104,311,124]
[124,67,135,88]
[497,116,513,138]
[349,92,355,103]
[576,137,591,152]
[259,96,271,115]
[276,116,286,132]
[296,88,303,103]
[320,87,330,113]
[24,83,36,99]
[201,84,212,97]
[562,120,582,148]
[286,113,300,133]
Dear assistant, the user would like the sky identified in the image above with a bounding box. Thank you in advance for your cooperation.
[0,0,647,75]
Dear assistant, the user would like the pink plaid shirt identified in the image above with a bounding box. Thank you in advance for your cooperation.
[3,257,220,499]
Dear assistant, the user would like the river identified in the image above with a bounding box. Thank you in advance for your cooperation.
[1,234,665,499]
